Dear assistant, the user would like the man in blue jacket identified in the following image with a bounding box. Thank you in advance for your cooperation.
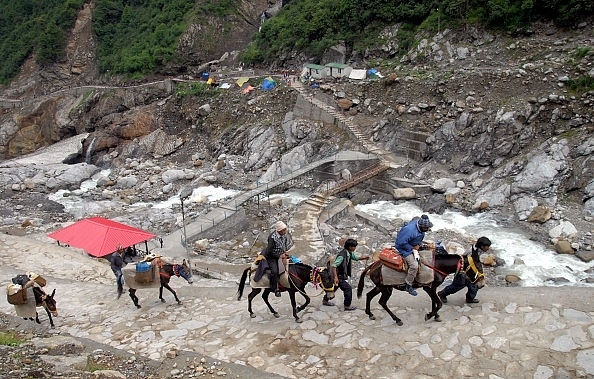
[395,215,433,296]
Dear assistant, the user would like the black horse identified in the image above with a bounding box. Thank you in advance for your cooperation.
[24,287,58,328]
[237,262,335,322]
[127,260,193,308]
[357,249,485,325]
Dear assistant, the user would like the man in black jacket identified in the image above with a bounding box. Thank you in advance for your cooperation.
[323,238,370,311]
[263,221,293,297]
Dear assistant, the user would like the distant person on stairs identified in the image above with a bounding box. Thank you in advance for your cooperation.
[263,221,294,297]
[395,215,433,296]
[439,236,491,304]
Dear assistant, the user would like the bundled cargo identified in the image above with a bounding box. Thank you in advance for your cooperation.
[6,284,27,305]
[378,248,404,272]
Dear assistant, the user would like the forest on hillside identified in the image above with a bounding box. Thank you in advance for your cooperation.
[0,0,592,84]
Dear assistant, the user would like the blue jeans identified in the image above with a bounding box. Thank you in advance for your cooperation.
[442,273,478,301]
[113,269,124,292]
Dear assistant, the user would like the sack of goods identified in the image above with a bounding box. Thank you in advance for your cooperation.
[27,272,46,287]
[134,262,154,284]
[379,248,405,271]
[6,284,28,305]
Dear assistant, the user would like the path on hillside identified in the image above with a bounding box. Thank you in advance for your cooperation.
[1,234,593,379]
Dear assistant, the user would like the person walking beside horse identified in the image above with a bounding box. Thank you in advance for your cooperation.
[324,238,370,311]
[395,214,433,296]
[439,236,491,304]
[111,245,125,299]
[263,221,294,297]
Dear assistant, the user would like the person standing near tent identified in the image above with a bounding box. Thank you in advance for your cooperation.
[111,245,125,299]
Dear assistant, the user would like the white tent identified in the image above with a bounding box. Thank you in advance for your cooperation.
[349,69,367,80]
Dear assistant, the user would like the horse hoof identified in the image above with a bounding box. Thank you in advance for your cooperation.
[250,313,256,318]
[435,315,442,322]
[177,301,182,305]
[296,318,302,323]
[161,299,166,303]
[273,313,280,318]
[396,320,403,326]
[424,314,431,321]
[136,305,142,309]
[369,315,376,320]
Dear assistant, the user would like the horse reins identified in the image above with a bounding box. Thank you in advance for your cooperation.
[286,264,329,297]
[159,264,179,279]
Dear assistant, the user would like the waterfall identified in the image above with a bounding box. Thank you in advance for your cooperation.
[85,137,96,164]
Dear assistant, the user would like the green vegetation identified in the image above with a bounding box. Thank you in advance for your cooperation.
[573,47,592,60]
[243,0,593,64]
[0,331,24,346]
[86,356,108,372]
[1,0,592,83]
[93,0,195,77]
[0,0,84,84]
[175,81,214,98]
[566,75,594,94]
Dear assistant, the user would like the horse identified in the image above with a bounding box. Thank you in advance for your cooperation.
[23,287,58,328]
[357,249,485,325]
[125,260,193,309]
[236,261,335,322]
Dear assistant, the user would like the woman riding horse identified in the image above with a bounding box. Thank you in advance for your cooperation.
[357,246,485,325]
[237,259,335,322]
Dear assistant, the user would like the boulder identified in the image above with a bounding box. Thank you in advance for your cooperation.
[575,250,594,263]
[554,240,574,254]
[392,188,416,200]
[527,205,552,223]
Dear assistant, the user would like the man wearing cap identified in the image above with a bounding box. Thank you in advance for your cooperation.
[263,221,294,297]
[395,215,433,296]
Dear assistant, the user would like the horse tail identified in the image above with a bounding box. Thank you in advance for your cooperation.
[357,263,372,298]
[236,267,250,300]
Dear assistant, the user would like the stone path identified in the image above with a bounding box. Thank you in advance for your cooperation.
[1,233,594,379]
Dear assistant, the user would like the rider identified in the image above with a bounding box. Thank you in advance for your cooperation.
[324,238,370,311]
[439,236,491,304]
[264,221,293,297]
[111,244,125,299]
[395,214,433,296]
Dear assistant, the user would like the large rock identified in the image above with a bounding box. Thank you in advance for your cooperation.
[527,205,552,223]
[392,187,416,200]
[554,240,574,254]
[549,221,578,240]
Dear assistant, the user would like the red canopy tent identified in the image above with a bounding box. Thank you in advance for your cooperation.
[48,217,156,258]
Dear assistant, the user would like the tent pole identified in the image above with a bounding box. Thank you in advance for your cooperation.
[145,241,149,254]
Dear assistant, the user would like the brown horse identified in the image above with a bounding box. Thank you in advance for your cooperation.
[24,287,58,328]
[357,249,485,325]
[237,262,335,322]
[127,261,193,308]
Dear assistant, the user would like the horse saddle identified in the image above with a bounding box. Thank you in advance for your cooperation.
[134,262,156,284]
[250,257,289,290]
[380,250,434,286]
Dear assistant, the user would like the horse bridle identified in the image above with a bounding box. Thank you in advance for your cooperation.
[286,265,333,297]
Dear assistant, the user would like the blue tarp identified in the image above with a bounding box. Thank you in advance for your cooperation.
[262,77,276,90]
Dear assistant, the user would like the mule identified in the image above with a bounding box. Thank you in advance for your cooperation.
[357,249,485,325]
[237,262,335,322]
[23,287,58,328]
[126,260,193,308]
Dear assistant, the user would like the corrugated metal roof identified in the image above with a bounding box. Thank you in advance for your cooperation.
[48,217,155,257]
[325,62,348,68]
[305,64,326,70]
